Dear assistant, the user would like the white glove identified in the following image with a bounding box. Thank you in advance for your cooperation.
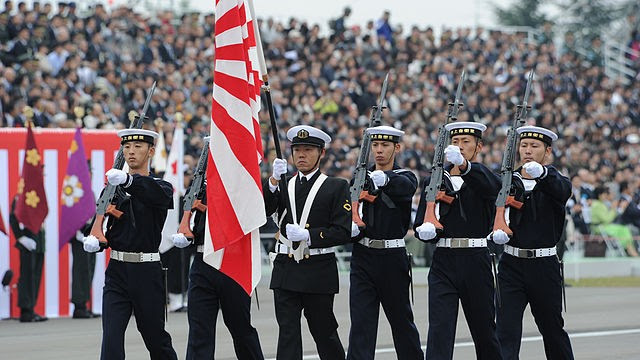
[18,236,37,251]
[491,229,510,245]
[416,222,437,241]
[75,230,84,242]
[444,145,465,166]
[285,223,310,243]
[369,170,388,188]
[83,235,101,253]
[523,161,544,179]
[351,222,360,237]
[171,233,191,248]
[272,158,287,180]
[106,169,129,186]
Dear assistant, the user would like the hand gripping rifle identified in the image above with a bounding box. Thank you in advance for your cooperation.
[89,81,157,248]
[350,73,389,228]
[422,71,466,232]
[177,137,210,240]
[493,70,534,236]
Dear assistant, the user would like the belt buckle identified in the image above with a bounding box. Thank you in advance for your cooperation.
[519,249,535,258]
[121,252,136,262]
[452,238,465,248]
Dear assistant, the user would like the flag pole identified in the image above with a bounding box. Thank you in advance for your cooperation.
[247,0,294,225]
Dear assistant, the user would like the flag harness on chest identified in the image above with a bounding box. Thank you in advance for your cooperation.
[277,173,327,262]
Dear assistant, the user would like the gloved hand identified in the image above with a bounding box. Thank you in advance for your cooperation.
[351,222,360,237]
[83,235,101,253]
[75,230,84,243]
[171,233,191,248]
[444,145,465,166]
[523,161,544,179]
[18,236,37,251]
[285,224,310,243]
[272,158,287,180]
[416,222,437,241]
[491,229,510,245]
[369,170,388,188]
[106,169,130,186]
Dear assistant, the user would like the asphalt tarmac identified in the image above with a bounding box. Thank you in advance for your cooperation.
[2,282,639,359]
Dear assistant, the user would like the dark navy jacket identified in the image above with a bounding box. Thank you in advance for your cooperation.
[414,162,500,240]
[507,166,571,249]
[105,174,173,253]
[353,166,418,241]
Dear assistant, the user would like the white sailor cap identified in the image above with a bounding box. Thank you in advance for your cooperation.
[444,121,487,138]
[287,125,331,148]
[517,125,558,146]
[367,125,404,143]
[117,129,159,145]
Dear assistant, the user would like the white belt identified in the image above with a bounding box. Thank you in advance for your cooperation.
[110,250,160,263]
[275,243,334,257]
[437,238,487,248]
[504,245,557,258]
[359,238,405,249]
[196,245,204,253]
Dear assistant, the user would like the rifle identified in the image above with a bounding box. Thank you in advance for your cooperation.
[177,137,210,240]
[493,70,534,236]
[89,81,157,248]
[422,71,466,231]
[350,73,389,228]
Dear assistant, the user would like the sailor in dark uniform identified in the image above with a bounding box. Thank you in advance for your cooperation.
[265,125,351,360]
[9,196,48,323]
[83,128,178,360]
[414,121,503,360]
[494,125,574,359]
[347,125,423,359]
[171,142,264,360]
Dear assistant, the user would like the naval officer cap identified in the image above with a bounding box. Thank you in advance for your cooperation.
[445,121,487,139]
[517,125,558,146]
[367,125,404,143]
[117,129,159,145]
[287,125,331,148]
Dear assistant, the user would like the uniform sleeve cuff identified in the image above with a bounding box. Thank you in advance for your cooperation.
[538,166,549,180]
[268,178,279,193]
[123,174,134,188]
[460,160,472,176]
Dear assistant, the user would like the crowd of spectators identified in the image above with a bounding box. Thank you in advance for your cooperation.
[1,2,639,255]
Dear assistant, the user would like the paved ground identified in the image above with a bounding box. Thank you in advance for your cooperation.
[2,280,639,359]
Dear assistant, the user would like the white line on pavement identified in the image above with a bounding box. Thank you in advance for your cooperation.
[265,328,640,359]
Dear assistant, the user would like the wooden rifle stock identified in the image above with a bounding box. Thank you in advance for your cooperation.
[359,190,377,203]
[436,190,454,204]
[423,201,443,231]
[106,204,123,218]
[178,210,194,240]
[493,196,523,236]
[89,214,108,249]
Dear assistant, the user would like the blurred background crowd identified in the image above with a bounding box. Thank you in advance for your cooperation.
[1,1,639,256]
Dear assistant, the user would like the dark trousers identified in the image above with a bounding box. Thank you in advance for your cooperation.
[71,239,96,307]
[273,288,345,360]
[18,246,44,313]
[101,260,177,360]
[186,253,263,360]
[497,255,574,360]
[161,246,194,294]
[347,244,423,360]
[426,248,502,360]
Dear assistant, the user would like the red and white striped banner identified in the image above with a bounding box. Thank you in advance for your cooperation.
[204,0,266,295]
[0,128,120,318]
